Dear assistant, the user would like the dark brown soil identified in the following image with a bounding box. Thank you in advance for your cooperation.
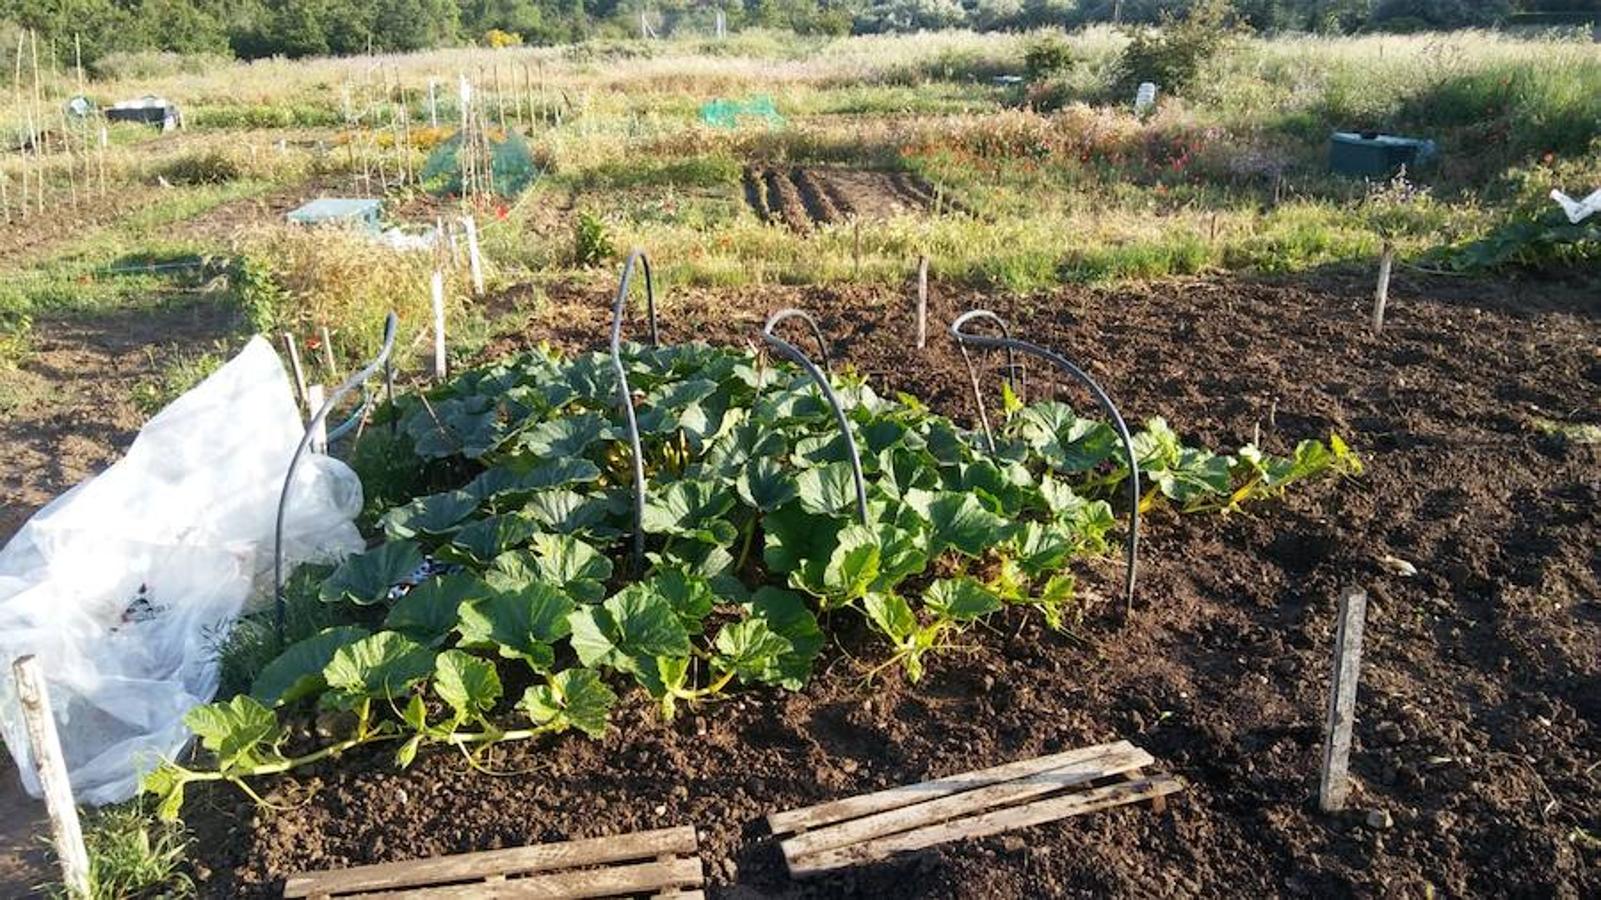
[744,166,938,228]
[185,272,1601,898]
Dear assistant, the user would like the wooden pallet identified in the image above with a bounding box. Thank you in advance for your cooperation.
[766,740,1182,877]
[282,825,704,899]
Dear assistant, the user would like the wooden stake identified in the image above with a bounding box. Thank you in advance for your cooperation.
[318,325,338,377]
[915,255,929,350]
[306,384,327,453]
[281,332,309,410]
[431,271,448,379]
[1372,241,1394,334]
[1319,586,1369,813]
[12,656,90,899]
[462,216,484,295]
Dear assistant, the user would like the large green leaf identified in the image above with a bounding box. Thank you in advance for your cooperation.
[712,619,793,685]
[641,479,736,544]
[519,669,616,738]
[485,534,613,602]
[1154,448,1234,504]
[1011,522,1075,579]
[918,492,1012,558]
[185,695,284,772]
[251,626,370,707]
[468,459,602,507]
[457,582,575,671]
[761,502,843,576]
[323,631,437,702]
[381,490,479,541]
[432,650,503,724]
[795,461,859,517]
[524,490,616,535]
[319,542,425,606]
[518,412,611,458]
[648,569,717,631]
[923,577,1003,621]
[442,513,540,566]
[862,592,917,643]
[384,575,488,646]
[567,585,691,677]
[746,587,823,690]
[809,523,879,603]
[737,456,798,512]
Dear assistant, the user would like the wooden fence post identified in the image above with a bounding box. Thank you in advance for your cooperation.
[1319,585,1369,813]
[12,656,90,898]
[280,332,308,411]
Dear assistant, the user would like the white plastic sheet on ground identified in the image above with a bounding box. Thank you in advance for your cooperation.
[0,336,364,805]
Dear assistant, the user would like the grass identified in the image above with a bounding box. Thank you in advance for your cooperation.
[130,346,228,416]
[44,805,193,899]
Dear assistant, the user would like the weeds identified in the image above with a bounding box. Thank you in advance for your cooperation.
[45,805,193,900]
[573,212,616,267]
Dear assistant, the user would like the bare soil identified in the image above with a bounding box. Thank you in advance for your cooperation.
[743,166,943,229]
[178,271,1600,898]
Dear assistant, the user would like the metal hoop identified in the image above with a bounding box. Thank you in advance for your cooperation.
[610,249,659,575]
[761,308,869,527]
[950,309,1139,616]
[275,312,399,644]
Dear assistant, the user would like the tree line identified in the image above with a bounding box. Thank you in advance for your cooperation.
[0,0,1593,69]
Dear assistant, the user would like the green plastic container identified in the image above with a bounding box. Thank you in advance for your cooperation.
[1329,132,1436,177]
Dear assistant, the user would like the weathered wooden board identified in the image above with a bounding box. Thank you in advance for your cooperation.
[283,825,701,899]
[768,741,1181,878]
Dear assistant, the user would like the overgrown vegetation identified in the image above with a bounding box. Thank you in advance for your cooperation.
[46,805,193,900]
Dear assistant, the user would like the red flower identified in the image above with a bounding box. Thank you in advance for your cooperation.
[496,204,509,220]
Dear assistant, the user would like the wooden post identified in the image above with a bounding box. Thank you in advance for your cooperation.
[280,332,309,410]
[428,78,438,127]
[1371,241,1394,334]
[12,656,90,898]
[462,216,485,295]
[318,325,337,378]
[915,255,929,350]
[1319,586,1369,813]
[306,384,327,453]
[431,271,447,380]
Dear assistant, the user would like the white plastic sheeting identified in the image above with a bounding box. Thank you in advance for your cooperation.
[0,336,364,804]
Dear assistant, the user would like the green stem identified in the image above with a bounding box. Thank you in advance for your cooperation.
[735,513,758,572]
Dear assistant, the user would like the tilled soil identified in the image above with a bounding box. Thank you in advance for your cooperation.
[187,272,1600,898]
[743,166,942,229]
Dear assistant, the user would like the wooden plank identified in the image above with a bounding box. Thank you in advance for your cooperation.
[283,827,697,898]
[788,775,1182,877]
[1319,585,1368,813]
[656,892,705,900]
[767,740,1133,835]
[353,857,703,899]
[1123,767,1166,813]
[781,744,1151,860]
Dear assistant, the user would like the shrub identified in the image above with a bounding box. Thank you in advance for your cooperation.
[485,29,523,48]
[156,150,243,186]
[1113,0,1242,96]
[1023,35,1075,82]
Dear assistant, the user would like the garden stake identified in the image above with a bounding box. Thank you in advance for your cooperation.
[13,656,90,898]
[950,309,1139,615]
[306,384,327,453]
[281,331,309,410]
[1319,586,1368,813]
[609,249,660,576]
[318,325,338,378]
[761,308,869,527]
[431,271,447,379]
[916,255,929,349]
[274,312,398,646]
[463,216,485,295]
[1372,241,1394,334]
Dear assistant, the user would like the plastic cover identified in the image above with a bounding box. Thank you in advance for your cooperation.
[0,336,364,805]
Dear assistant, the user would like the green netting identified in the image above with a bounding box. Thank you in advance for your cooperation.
[699,95,784,130]
[420,130,540,197]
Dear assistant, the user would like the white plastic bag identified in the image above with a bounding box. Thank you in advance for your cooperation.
[0,336,364,805]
